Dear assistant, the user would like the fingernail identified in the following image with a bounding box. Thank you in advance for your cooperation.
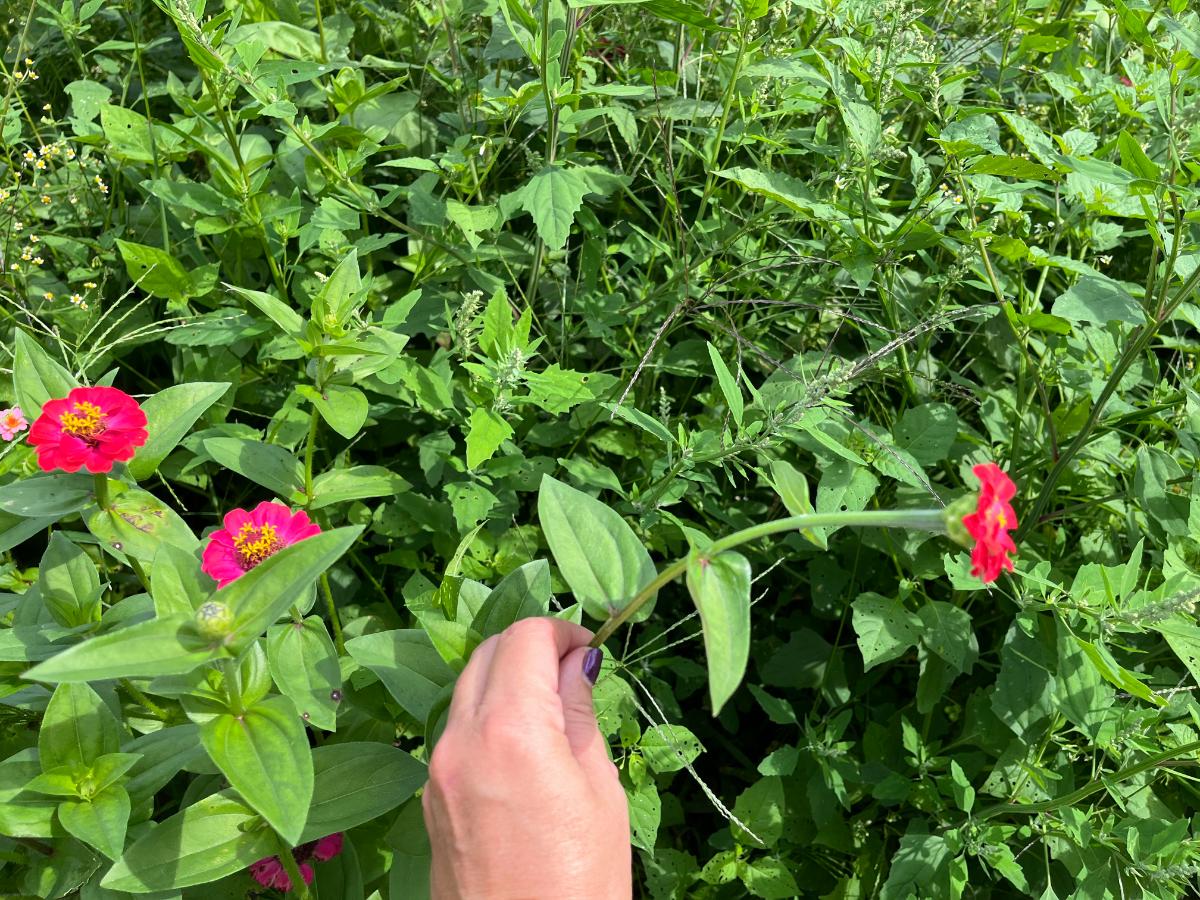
[583,648,603,686]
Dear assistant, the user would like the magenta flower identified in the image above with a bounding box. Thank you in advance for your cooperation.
[201,501,321,588]
[249,833,343,891]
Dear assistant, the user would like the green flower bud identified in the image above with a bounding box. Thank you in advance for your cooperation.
[943,493,978,548]
[194,601,234,640]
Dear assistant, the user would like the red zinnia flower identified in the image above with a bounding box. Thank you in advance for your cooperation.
[961,462,1018,583]
[249,833,343,891]
[202,501,321,588]
[28,386,148,473]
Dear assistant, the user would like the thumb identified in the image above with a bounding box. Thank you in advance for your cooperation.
[558,646,611,774]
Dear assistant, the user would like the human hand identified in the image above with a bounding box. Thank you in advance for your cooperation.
[422,618,632,900]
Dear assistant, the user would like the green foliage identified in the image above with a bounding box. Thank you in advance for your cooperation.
[2,0,1200,896]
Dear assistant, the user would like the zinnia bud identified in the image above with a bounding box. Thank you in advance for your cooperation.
[194,601,234,640]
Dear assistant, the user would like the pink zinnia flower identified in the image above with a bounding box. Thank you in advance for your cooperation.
[249,833,343,891]
[249,857,313,891]
[962,463,1018,583]
[0,406,28,441]
[202,501,321,588]
[27,386,147,473]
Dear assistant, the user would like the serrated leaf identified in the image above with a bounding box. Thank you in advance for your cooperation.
[517,165,589,250]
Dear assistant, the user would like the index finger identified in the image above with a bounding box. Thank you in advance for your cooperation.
[477,618,593,716]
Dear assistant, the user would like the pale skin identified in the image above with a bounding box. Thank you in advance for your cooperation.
[422,617,633,900]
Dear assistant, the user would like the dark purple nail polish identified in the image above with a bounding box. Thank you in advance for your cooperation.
[583,648,602,685]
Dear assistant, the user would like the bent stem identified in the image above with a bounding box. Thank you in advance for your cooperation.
[590,509,947,648]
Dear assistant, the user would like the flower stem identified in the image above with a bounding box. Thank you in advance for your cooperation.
[93,473,110,510]
[320,572,345,655]
[119,678,169,721]
[589,509,947,648]
[275,837,312,899]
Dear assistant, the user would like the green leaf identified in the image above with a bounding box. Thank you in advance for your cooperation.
[706,342,744,427]
[0,473,94,518]
[742,856,801,900]
[892,403,958,465]
[12,330,78,419]
[815,459,879,541]
[344,629,456,724]
[767,460,825,549]
[537,474,658,622]
[851,593,921,670]
[150,543,209,618]
[840,101,882,158]
[1117,130,1159,181]
[298,384,369,439]
[600,401,677,445]
[731,776,784,848]
[714,167,836,218]
[991,618,1056,737]
[0,749,58,838]
[39,532,102,627]
[917,601,974,673]
[25,616,219,683]
[200,694,313,844]
[202,437,305,499]
[227,284,306,338]
[967,155,1056,180]
[516,164,590,250]
[640,724,703,773]
[129,382,230,480]
[465,407,514,469]
[312,249,363,331]
[86,486,199,563]
[471,560,552,637]
[124,725,205,804]
[115,239,194,303]
[685,550,751,714]
[101,790,278,892]
[59,784,130,860]
[310,465,411,510]
[267,618,341,731]
[302,742,427,842]
[218,525,362,652]
[39,682,121,772]
[1050,276,1146,325]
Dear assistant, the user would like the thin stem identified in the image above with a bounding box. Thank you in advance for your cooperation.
[320,572,345,655]
[590,509,947,648]
[976,739,1200,821]
[303,405,319,503]
[275,838,312,899]
[93,473,110,510]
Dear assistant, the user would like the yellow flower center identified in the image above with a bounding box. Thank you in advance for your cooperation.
[233,522,282,570]
[996,511,1007,528]
[60,401,106,442]
[3,414,18,429]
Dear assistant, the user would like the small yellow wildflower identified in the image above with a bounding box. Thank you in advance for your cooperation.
[40,195,50,205]
[83,281,97,289]
[43,291,54,300]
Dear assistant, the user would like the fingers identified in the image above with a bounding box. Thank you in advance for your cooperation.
[476,618,593,720]
[445,633,500,729]
[557,646,617,782]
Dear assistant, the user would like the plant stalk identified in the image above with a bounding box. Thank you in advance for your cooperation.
[93,473,110,510]
[276,839,312,899]
[590,509,948,647]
